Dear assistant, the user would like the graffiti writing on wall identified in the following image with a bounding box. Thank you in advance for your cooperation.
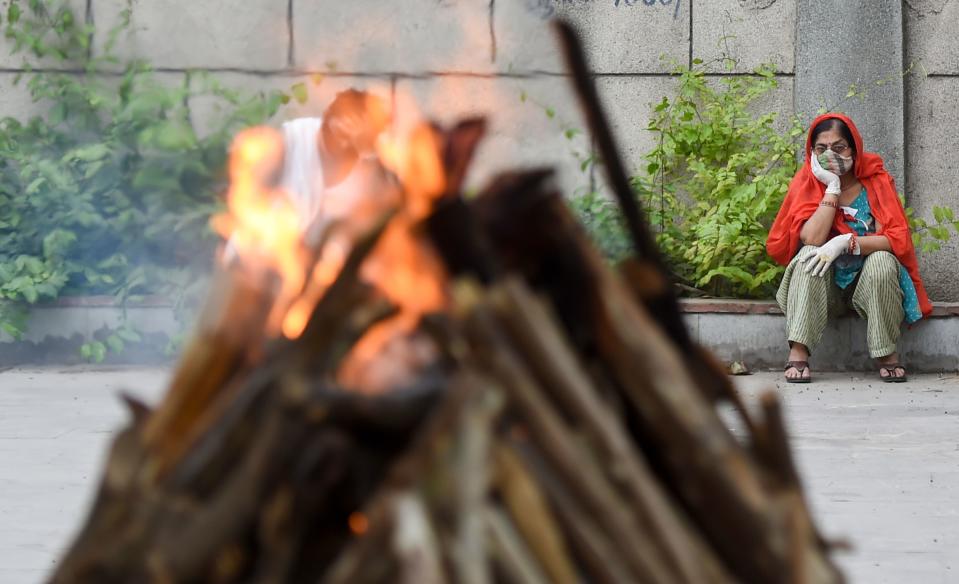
[526,0,683,20]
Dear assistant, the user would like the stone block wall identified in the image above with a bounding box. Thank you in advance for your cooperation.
[4,0,957,299]
[904,0,959,302]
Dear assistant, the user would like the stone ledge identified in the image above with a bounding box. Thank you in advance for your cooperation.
[3,298,957,371]
[35,296,959,316]
[45,295,173,308]
[679,298,959,319]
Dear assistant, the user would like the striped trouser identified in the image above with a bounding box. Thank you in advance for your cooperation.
[776,246,904,358]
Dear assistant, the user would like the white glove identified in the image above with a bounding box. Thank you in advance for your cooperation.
[811,154,841,196]
[802,233,851,277]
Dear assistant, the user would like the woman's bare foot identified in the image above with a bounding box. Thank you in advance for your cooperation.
[785,343,812,381]
[877,352,907,381]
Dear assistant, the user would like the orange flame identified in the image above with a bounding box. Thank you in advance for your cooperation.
[212,115,452,391]
[376,124,446,220]
[335,121,451,393]
[281,236,349,339]
[211,127,312,338]
[348,511,369,536]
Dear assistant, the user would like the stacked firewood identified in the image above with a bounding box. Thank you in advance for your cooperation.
[50,22,845,584]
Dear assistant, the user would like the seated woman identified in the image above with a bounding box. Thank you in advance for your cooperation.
[766,113,931,383]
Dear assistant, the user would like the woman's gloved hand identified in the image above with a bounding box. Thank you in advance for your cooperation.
[803,233,852,277]
[811,154,841,196]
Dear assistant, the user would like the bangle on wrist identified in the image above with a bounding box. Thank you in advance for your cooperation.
[848,233,860,255]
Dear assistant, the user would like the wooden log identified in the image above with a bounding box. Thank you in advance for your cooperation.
[441,118,488,199]
[468,171,841,582]
[321,492,399,584]
[426,197,497,284]
[508,441,633,584]
[484,505,551,584]
[149,402,306,581]
[491,443,578,584]
[142,267,272,477]
[454,382,504,584]
[619,257,760,425]
[320,370,489,583]
[393,492,448,584]
[489,277,733,584]
[589,241,842,583]
[459,289,680,584]
[553,19,693,353]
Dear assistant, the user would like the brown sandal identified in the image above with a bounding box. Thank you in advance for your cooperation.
[879,364,908,383]
[784,361,811,383]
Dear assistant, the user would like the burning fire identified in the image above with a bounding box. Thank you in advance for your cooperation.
[348,511,369,536]
[212,107,452,392]
[210,127,312,338]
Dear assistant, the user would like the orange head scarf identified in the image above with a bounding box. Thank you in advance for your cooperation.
[766,113,932,317]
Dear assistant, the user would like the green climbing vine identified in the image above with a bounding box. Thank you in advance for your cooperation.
[0,0,306,359]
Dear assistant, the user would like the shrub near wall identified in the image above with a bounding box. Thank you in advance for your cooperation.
[572,59,803,299]
[0,0,293,357]
[573,57,959,300]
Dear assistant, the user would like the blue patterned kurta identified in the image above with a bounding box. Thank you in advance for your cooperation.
[833,188,922,324]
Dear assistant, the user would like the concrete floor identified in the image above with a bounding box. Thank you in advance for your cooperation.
[734,371,959,583]
[0,367,170,584]
[0,367,957,583]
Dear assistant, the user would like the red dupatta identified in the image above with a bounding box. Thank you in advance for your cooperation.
[765,113,932,317]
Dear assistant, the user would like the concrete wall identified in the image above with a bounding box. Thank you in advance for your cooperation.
[904,0,959,302]
[3,0,957,299]
[0,299,178,366]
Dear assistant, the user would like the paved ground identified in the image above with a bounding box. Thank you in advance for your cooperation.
[0,367,170,584]
[0,367,957,583]
[735,371,959,583]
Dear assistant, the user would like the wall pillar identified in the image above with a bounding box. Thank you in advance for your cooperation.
[795,1,905,189]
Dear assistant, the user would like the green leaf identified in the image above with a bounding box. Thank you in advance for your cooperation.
[25,177,45,195]
[65,143,111,163]
[936,206,955,222]
[90,341,107,363]
[291,82,308,105]
[106,334,125,353]
[2,322,23,340]
[49,102,67,125]
[42,229,78,258]
[933,206,946,223]
[156,121,197,150]
[21,285,38,304]
[35,282,59,298]
[116,327,141,343]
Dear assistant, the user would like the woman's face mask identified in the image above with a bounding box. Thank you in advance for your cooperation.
[818,149,854,176]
